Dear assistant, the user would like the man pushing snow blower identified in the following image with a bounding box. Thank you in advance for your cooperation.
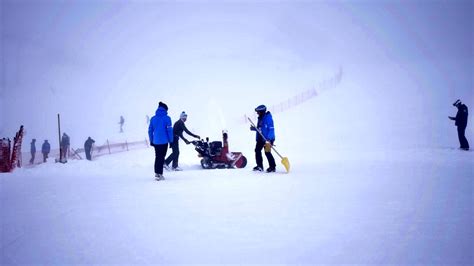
[164,111,200,171]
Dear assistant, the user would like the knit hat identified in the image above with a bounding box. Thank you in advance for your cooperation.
[180,111,188,119]
[453,99,461,107]
[158,101,168,111]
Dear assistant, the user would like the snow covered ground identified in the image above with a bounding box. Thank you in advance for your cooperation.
[1,1,473,265]
[1,146,472,265]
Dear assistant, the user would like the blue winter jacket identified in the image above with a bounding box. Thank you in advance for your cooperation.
[254,111,275,141]
[148,107,173,145]
[41,142,50,153]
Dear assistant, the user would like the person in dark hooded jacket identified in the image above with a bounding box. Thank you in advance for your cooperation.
[41,140,50,163]
[250,104,276,172]
[60,133,70,161]
[84,137,95,160]
[148,101,173,180]
[449,99,469,150]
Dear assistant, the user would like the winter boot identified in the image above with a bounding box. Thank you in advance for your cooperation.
[253,166,263,172]
[155,174,165,181]
[266,167,276,173]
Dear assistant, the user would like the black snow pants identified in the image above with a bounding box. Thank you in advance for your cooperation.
[154,144,169,175]
[255,140,276,169]
[85,148,92,160]
[164,139,180,168]
[457,126,469,150]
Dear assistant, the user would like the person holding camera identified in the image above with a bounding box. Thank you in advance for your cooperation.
[449,99,469,150]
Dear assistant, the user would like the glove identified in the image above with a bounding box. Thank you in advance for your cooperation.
[185,140,191,145]
[150,142,155,147]
[250,126,256,131]
[264,141,272,153]
[195,135,200,139]
[448,116,455,120]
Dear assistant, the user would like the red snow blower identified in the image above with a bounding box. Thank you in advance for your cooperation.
[192,131,247,169]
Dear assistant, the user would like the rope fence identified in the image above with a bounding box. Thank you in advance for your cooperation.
[239,67,343,123]
[19,139,149,167]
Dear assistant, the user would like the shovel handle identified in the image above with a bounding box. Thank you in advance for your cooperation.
[248,117,284,159]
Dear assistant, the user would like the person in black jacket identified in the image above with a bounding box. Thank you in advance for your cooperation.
[41,140,50,163]
[164,111,200,171]
[449,99,469,150]
[29,139,36,164]
[60,133,70,161]
[84,137,95,160]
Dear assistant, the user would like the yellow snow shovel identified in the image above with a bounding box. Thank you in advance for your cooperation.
[248,118,290,173]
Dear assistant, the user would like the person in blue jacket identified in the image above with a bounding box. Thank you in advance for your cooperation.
[148,101,173,180]
[250,104,276,172]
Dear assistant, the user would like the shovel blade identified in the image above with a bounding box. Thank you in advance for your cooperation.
[281,157,290,173]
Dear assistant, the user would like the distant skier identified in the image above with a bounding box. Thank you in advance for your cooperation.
[84,137,95,160]
[41,140,50,163]
[449,99,469,150]
[148,101,173,181]
[250,104,276,172]
[164,111,200,171]
[29,139,36,164]
[60,133,70,161]
[119,115,125,133]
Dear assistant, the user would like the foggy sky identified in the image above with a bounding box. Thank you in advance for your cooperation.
[1,0,472,150]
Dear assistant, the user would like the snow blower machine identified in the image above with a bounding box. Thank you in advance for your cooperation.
[192,131,247,169]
